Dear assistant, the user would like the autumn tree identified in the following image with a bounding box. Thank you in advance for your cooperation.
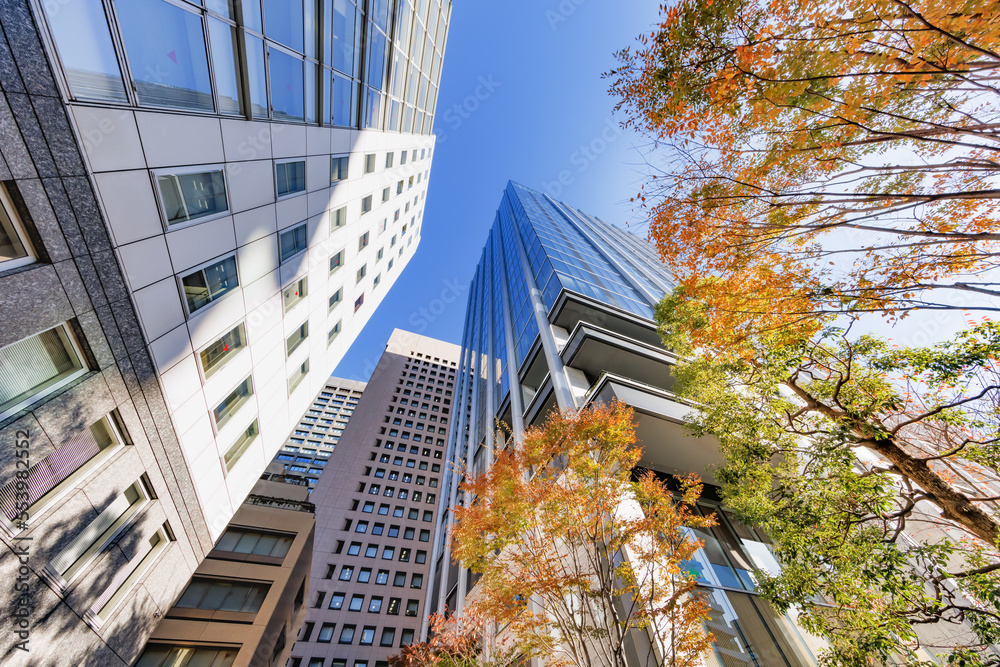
[388,611,508,667]
[607,0,1000,347]
[450,402,716,667]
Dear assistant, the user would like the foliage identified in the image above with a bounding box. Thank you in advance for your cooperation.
[451,402,716,667]
[660,313,1000,665]
[608,0,1000,350]
[388,611,504,667]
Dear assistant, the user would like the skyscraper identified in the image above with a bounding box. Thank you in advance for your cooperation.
[429,182,828,665]
[290,329,460,667]
[0,1,450,664]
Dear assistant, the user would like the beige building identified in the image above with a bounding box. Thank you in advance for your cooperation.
[289,329,460,667]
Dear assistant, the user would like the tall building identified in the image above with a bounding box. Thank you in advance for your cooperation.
[289,329,460,667]
[262,378,368,493]
[0,0,450,664]
[429,182,829,665]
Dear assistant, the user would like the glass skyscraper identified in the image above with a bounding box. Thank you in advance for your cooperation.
[428,181,828,666]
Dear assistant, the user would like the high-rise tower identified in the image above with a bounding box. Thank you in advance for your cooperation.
[429,182,828,666]
[0,1,450,664]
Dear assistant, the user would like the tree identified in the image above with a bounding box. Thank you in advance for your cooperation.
[450,402,716,667]
[388,611,503,667]
[659,315,1000,665]
[607,0,1000,349]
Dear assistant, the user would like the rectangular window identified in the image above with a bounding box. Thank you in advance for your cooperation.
[373,274,381,288]
[0,185,34,269]
[328,321,342,345]
[47,478,151,583]
[330,592,346,609]
[349,594,364,611]
[214,527,293,558]
[213,377,253,430]
[393,572,405,586]
[279,223,308,262]
[382,187,390,203]
[396,180,403,194]
[89,523,172,623]
[359,232,369,250]
[0,324,87,422]
[328,288,343,312]
[175,578,270,613]
[276,160,306,197]
[154,167,228,227]
[288,359,310,394]
[358,568,372,583]
[318,622,335,642]
[387,598,400,615]
[224,419,259,471]
[405,599,419,616]
[364,154,376,173]
[199,323,246,378]
[181,255,239,314]
[411,574,423,589]
[380,627,395,646]
[361,195,373,214]
[354,294,364,312]
[339,625,356,644]
[356,264,367,283]
[400,629,415,646]
[331,206,347,231]
[136,646,239,666]
[400,151,407,165]
[0,413,125,525]
[286,322,309,356]
[385,152,394,168]
[360,626,375,645]
[282,277,308,313]
[339,566,354,582]
[331,156,349,183]
[330,250,345,274]
[376,248,384,262]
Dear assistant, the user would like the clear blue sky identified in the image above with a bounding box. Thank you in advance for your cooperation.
[334,1,663,381]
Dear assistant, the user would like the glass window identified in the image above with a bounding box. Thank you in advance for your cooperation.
[331,206,347,231]
[380,627,395,646]
[400,629,414,646]
[288,359,309,394]
[262,0,303,52]
[317,622,335,642]
[182,255,238,313]
[405,599,419,616]
[0,187,33,269]
[276,161,307,197]
[208,18,243,115]
[175,577,270,613]
[269,46,304,121]
[385,152,394,168]
[338,566,354,581]
[329,288,343,311]
[354,294,364,312]
[331,0,356,75]
[156,168,228,227]
[224,419,259,470]
[331,71,353,126]
[213,377,253,430]
[387,597,400,615]
[117,0,213,111]
[358,567,372,583]
[382,547,394,560]
[361,195,373,214]
[369,596,383,613]
[328,321,342,345]
[393,572,405,586]
[135,645,237,667]
[339,624,356,644]
[330,592,345,609]
[332,156,349,183]
[214,527,292,558]
[359,232,369,250]
[349,594,364,611]
[199,323,246,378]
[283,277,308,312]
[0,325,87,421]
[359,626,375,645]
[330,250,345,273]
[347,542,361,556]
[286,322,309,356]
[42,0,127,102]
[364,154,376,173]
[376,569,389,584]
[245,33,268,118]
[410,573,423,589]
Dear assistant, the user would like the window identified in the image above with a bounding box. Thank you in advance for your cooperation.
[276,160,306,197]
[331,206,347,231]
[372,523,384,535]
[214,377,253,430]
[364,154,376,173]
[400,151,407,165]
[347,542,361,555]
[396,180,403,195]
[283,277,308,312]
[279,223,308,262]
[419,529,430,542]
[0,186,34,269]
[423,510,433,522]
[403,527,414,540]
[0,413,125,524]
[393,572,405,586]
[329,288,343,312]
[181,255,239,314]
[349,594,364,611]
[318,623,336,642]
[360,626,375,645]
[354,294,364,312]
[373,274,381,288]
[91,523,172,621]
[356,264,367,283]
[154,167,228,227]
[328,321,343,345]
[415,550,427,564]
[332,156,349,183]
[387,598,400,615]
[0,324,88,423]
[369,596,383,612]
[359,232,370,250]
[361,195,373,214]
[358,568,372,583]
[400,629,415,646]
[362,502,374,513]
[387,525,399,538]
[411,574,423,589]
[339,625,356,644]
[175,577,270,613]
[382,187,390,203]
[330,592,345,608]
[406,599,419,617]
[135,646,239,667]
[376,570,389,585]
[382,547,395,560]
[225,418,260,471]
[199,323,246,378]
[365,544,378,558]
[398,548,410,562]
[330,250,345,274]
[288,359,310,394]
[380,627,395,646]
[286,322,309,356]
[355,521,369,533]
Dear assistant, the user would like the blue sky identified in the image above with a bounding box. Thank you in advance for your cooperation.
[334,0,664,380]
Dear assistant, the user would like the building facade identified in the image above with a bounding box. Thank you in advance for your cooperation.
[290,329,460,667]
[138,477,316,667]
[0,0,449,664]
[428,182,829,666]
[262,378,367,493]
